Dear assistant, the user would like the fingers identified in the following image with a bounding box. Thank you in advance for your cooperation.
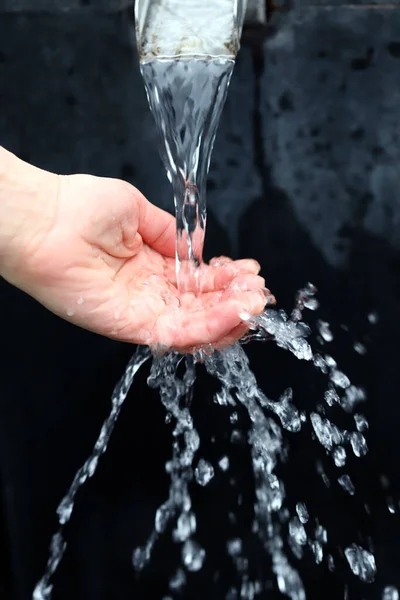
[210,323,249,352]
[135,189,176,258]
[154,280,267,352]
[163,255,261,291]
[209,256,261,274]
[181,290,266,350]
[200,259,261,293]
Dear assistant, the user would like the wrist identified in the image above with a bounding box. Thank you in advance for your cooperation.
[0,146,58,286]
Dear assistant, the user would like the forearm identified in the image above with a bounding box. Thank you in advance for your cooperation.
[0,146,57,284]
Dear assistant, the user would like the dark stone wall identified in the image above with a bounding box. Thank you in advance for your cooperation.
[0,0,132,11]
[0,3,400,600]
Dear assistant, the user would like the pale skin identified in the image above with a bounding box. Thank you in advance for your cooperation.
[0,146,275,353]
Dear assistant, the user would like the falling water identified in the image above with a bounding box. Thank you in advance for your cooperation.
[33,283,388,599]
[32,347,151,600]
[32,7,397,600]
[140,57,234,291]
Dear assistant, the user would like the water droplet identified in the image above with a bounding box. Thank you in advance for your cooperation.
[33,582,53,600]
[368,311,379,324]
[324,386,340,406]
[310,540,323,564]
[86,456,98,478]
[273,389,301,432]
[230,412,238,424]
[227,538,242,556]
[353,342,366,355]
[330,369,350,389]
[325,355,337,368]
[240,580,256,600]
[311,413,343,450]
[350,432,368,457]
[315,524,328,544]
[383,586,399,600]
[57,498,73,525]
[289,517,307,546]
[231,429,244,444]
[341,385,366,413]
[169,568,186,591]
[317,320,333,342]
[313,354,328,374]
[338,475,355,496]
[274,552,306,600]
[182,539,206,572]
[304,298,319,311]
[218,456,230,471]
[155,503,171,533]
[387,497,396,514]
[133,545,151,571]
[344,544,376,583]
[332,446,347,467]
[296,503,309,524]
[173,511,196,542]
[354,413,369,432]
[195,459,214,487]
[184,429,200,453]
[327,554,335,571]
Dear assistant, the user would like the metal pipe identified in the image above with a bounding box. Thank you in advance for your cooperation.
[135,0,250,60]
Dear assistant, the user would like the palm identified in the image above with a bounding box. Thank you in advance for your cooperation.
[23,174,271,352]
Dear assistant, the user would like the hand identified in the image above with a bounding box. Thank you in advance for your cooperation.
[2,160,274,352]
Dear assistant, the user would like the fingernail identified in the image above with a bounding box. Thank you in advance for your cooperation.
[238,310,252,322]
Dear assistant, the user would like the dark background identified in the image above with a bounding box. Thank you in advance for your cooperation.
[1,1,400,599]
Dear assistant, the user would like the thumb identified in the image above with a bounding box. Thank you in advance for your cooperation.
[135,189,176,258]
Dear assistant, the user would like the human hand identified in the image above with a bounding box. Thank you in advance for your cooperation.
[1,154,274,352]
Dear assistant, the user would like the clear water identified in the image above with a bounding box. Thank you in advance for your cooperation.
[33,287,389,599]
[140,57,234,291]
[32,347,151,600]
[32,47,398,600]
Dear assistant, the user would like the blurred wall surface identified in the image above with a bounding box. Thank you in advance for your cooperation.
[1,1,400,599]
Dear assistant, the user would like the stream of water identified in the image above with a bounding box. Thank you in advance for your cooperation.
[32,22,398,600]
[140,57,234,291]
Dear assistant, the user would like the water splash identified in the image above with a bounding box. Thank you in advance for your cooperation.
[383,586,399,600]
[32,346,151,599]
[344,544,376,583]
[33,286,388,599]
[37,277,400,600]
